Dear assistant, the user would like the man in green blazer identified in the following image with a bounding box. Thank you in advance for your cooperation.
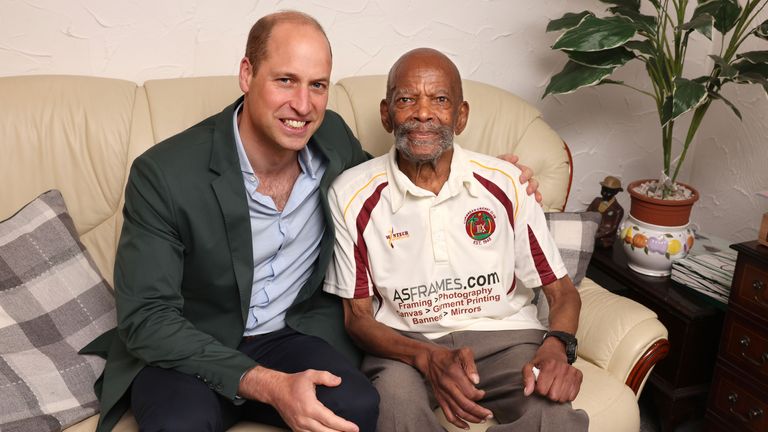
[82,11,378,432]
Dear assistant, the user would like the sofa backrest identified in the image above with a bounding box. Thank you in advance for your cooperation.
[0,74,570,287]
[0,76,148,287]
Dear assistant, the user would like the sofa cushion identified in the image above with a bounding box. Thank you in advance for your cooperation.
[0,190,116,431]
[535,211,601,326]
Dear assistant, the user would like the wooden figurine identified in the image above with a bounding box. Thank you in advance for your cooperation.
[587,176,624,248]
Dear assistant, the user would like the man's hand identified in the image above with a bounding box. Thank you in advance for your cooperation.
[238,366,359,432]
[415,346,493,429]
[497,154,542,203]
[522,340,582,403]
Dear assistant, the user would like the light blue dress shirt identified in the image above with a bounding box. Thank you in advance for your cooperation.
[233,104,327,336]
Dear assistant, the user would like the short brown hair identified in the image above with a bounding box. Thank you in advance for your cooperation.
[244,11,331,75]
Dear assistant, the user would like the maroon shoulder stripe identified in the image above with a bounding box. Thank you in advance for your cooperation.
[353,181,389,298]
[473,172,514,230]
[527,225,556,285]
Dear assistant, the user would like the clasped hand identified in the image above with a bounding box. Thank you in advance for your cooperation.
[417,346,493,430]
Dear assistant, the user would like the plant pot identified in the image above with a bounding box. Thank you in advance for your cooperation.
[619,179,699,277]
[626,179,699,226]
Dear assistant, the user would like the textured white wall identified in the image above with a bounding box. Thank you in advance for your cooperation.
[2,0,766,242]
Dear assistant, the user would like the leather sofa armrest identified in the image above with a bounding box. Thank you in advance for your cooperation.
[575,278,669,396]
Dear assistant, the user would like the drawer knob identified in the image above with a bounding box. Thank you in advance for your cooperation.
[738,335,767,366]
[739,335,750,348]
[753,279,767,305]
[753,279,765,291]
[728,392,764,422]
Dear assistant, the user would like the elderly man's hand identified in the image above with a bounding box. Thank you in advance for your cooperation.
[522,342,582,403]
[415,346,493,429]
[498,154,542,203]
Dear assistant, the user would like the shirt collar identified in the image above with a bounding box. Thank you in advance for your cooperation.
[232,102,320,180]
[386,142,481,213]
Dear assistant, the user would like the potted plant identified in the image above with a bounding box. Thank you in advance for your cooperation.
[544,0,767,275]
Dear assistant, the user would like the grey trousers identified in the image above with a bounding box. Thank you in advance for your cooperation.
[361,329,589,432]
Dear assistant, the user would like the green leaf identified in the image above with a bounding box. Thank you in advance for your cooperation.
[755,19,768,40]
[692,76,711,84]
[692,0,742,34]
[668,78,709,124]
[552,15,637,52]
[608,6,658,35]
[736,51,768,64]
[566,46,635,68]
[547,11,594,32]
[734,60,768,78]
[734,61,768,94]
[599,0,640,10]
[709,91,742,120]
[624,40,656,56]
[543,61,616,97]
[709,55,738,78]
[598,78,625,86]
[681,13,714,40]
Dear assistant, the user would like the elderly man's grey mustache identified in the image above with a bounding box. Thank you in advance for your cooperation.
[394,120,454,164]
[394,120,454,145]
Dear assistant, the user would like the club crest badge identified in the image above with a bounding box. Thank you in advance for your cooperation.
[464,208,496,244]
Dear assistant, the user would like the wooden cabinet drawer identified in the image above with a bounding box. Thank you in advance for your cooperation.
[709,370,768,432]
[721,317,768,381]
[732,259,768,316]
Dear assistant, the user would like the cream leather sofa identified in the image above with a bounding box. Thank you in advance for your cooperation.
[0,74,668,432]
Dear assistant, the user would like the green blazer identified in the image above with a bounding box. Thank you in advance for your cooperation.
[81,97,369,432]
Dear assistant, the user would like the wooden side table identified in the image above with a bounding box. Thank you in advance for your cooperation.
[705,241,768,431]
[587,241,725,432]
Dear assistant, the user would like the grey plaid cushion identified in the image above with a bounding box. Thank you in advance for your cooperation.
[0,190,115,431]
[534,211,600,327]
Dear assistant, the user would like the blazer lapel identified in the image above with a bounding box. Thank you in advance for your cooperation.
[209,98,254,323]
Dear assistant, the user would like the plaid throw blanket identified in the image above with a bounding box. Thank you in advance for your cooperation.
[0,190,115,431]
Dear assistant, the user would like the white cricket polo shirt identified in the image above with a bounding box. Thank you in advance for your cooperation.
[324,144,567,339]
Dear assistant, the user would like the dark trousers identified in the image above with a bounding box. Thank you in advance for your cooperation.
[131,327,379,432]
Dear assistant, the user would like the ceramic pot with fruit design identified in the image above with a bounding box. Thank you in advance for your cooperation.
[618,179,699,277]
[619,215,694,276]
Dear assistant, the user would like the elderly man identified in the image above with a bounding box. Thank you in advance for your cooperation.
[324,48,589,431]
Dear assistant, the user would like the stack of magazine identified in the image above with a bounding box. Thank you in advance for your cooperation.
[671,233,736,304]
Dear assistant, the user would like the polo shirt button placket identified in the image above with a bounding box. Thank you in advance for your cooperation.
[430,206,449,262]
